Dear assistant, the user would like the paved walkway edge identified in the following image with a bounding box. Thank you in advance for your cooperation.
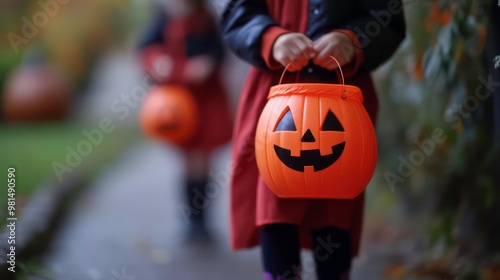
[0,173,88,279]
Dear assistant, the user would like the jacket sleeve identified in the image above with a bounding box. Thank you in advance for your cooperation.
[192,20,226,65]
[221,0,286,70]
[138,8,189,84]
[207,27,226,64]
[339,0,406,74]
[138,8,168,75]
[138,8,167,50]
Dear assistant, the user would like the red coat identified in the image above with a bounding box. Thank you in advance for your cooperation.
[222,0,405,256]
[140,8,232,153]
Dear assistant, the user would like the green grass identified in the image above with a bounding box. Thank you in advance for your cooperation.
[0,47,23,94]
[0,122,141,218]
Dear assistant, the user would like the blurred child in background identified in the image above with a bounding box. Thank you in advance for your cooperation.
[139,0,232,241]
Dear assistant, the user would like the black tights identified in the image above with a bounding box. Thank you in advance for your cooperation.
[261,224,351,280]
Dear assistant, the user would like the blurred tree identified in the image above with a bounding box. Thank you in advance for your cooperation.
[0,0,155,122]
[0,1,30,91]
[378,0,499,275]
[37,0,139,88]
[0,0,153,99]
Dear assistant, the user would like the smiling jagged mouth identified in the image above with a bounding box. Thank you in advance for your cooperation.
[159,123,182,131]
[273,142,346,172]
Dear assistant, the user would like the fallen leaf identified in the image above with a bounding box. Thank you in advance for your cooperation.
[383,265,407,279]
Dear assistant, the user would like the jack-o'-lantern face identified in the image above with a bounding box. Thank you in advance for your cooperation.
[140,86,198,145]
[273,107,345,172]
[157,102,182,131]
[255,83,377,199]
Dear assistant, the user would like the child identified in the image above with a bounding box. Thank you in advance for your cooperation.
[139,0,232,240]
[221,1,405,279]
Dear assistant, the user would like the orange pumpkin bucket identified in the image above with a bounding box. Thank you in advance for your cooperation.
[255,57,377,199]
[140,85,198,145]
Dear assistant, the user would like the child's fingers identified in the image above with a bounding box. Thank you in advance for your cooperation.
[312,32,354,69]
[294,37,316,60]
[278,54,306,70]
[312,40,329,64]
[321,55,344,70]
[313,44,332,66]
[296,57,311,68]
[272,33,318,69]
[313,45,353,70]
[272,32,318,70]
[282,55,308,71]
[330,47,352,66]
[292,50,311,68]
[289,45,309,63]
[292,38,315,60]
[274,51,292,66]
[306,48,318,59]
[282,44,311,70]
[287,61,305,72]
[333,47,351,64]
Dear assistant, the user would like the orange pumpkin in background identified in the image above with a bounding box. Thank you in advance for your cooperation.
[140,85,198,145]
[255,80,377,199]
[2,64,71,122]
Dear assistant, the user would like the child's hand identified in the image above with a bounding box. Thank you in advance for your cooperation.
[184,56,215,85]
[272,33,316,72]
[312,32,355,70]
[152,55,173,82]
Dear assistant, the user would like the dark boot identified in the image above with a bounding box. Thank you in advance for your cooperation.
[261,224,301,279]
[185,178,211,242]
[311,226,351,280]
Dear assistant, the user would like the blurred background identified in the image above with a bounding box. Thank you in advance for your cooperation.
[0,0,498,279]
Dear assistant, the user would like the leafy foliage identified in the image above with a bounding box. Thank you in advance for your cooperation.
[377,0,498,270]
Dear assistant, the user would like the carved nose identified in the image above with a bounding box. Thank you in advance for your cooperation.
[301,129,316,142]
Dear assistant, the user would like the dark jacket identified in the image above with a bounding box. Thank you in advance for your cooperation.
[221,0,406,76]
[139,8,224,63]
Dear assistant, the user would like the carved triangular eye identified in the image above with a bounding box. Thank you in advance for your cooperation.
[322,110,344,131]
[274,107,297,132]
